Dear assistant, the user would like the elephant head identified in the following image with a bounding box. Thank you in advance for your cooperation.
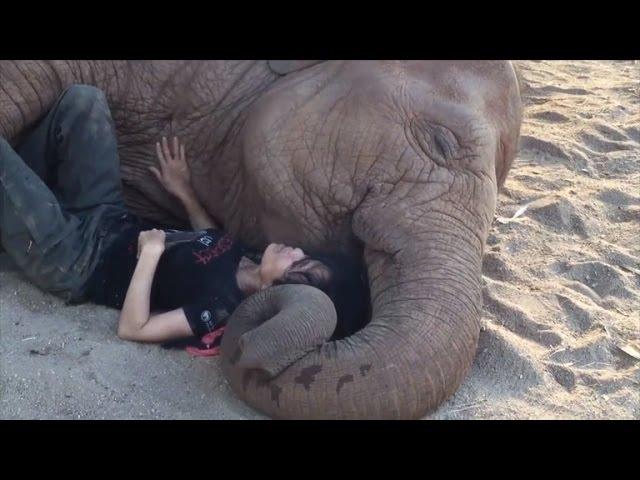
[219,60,524,418]
[0,60,523,419]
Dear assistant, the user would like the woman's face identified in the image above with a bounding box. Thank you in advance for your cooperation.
[259,243,306,287]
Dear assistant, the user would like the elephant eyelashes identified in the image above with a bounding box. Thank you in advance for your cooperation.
[433,128,457,160]
[409,117,460,167]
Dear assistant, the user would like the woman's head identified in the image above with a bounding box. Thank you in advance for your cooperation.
[260,244,371,339]
[257,243,308,287]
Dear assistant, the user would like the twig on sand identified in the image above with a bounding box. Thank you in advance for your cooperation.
[495,203,530,224]
[444,399,488,415]
[618,344,640,361]
[581,361,612,368]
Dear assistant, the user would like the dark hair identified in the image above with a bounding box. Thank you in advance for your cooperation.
[273,252,371,340]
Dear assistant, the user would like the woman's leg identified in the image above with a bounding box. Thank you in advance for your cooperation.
[17,84,126,214]
[0,137,86,298]
[0,85,128,300]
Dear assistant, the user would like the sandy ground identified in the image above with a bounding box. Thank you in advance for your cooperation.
[1,60,639,419]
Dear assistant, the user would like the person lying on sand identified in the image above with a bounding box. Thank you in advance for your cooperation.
[0,85,369,351]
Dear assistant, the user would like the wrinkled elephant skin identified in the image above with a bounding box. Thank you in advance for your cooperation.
[0,60,523,419]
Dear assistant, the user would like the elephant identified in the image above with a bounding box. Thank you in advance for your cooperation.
[0,60,523,419]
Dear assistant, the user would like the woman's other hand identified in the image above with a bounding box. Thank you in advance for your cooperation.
[137,229,166,258]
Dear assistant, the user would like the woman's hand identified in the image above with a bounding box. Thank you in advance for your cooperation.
[137,229,166,258]
[119,227,193,343]
[150,136,195,201]
[151,135,220,231]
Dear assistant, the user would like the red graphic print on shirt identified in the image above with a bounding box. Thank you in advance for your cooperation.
[192,234,234,265]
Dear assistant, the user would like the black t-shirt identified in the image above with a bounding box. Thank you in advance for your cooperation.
[87,218,249,337]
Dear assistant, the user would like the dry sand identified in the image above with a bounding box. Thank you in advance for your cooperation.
[1,60,638,419]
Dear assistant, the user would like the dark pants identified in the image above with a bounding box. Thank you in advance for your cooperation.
[0,85,128,302]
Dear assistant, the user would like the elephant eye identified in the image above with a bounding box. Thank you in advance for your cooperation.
[433,128,457,160]
[410,118,460,166]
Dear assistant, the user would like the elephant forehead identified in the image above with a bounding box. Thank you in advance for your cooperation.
[234,61,509,238]
[239,69,388,206]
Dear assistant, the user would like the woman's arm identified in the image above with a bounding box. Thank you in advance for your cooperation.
[178,190,220,232]
[117,229,193,342]
[150,136,221,231]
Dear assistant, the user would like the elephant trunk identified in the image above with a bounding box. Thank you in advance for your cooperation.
[223,286,337,378]
[220,192,487,419]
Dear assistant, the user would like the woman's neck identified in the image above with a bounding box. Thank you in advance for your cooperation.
[235,256,262,296]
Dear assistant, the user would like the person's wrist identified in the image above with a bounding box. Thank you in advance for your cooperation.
[141,244,164,257]
[178,189,199,208]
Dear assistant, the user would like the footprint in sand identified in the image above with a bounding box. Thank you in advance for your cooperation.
[555,294,596,334]
[528,85,591,96]
[547,333,638,395]
[577,366,639,398]
[512,174,573,192]
[543,362,576,391]
[548,337,614,370]
[474,325,545,395]
[593,123,631,142]
[526,97,551,106]
[525,197,592,238]
[519,135,571,161]
[483,288,564,348]
[607,205,640,224]
[597,188,640,206]
[579,131,634,153]
[597,189,640,223]
[482,252,518,282]
[561,261,637,300]
[623,125,640,143]
[530,111,571,123]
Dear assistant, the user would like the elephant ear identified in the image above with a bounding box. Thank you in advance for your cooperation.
[267,60,325,75]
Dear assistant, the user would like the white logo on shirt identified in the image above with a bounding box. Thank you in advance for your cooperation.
[201,310,212,325]
[198,235,214,247]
